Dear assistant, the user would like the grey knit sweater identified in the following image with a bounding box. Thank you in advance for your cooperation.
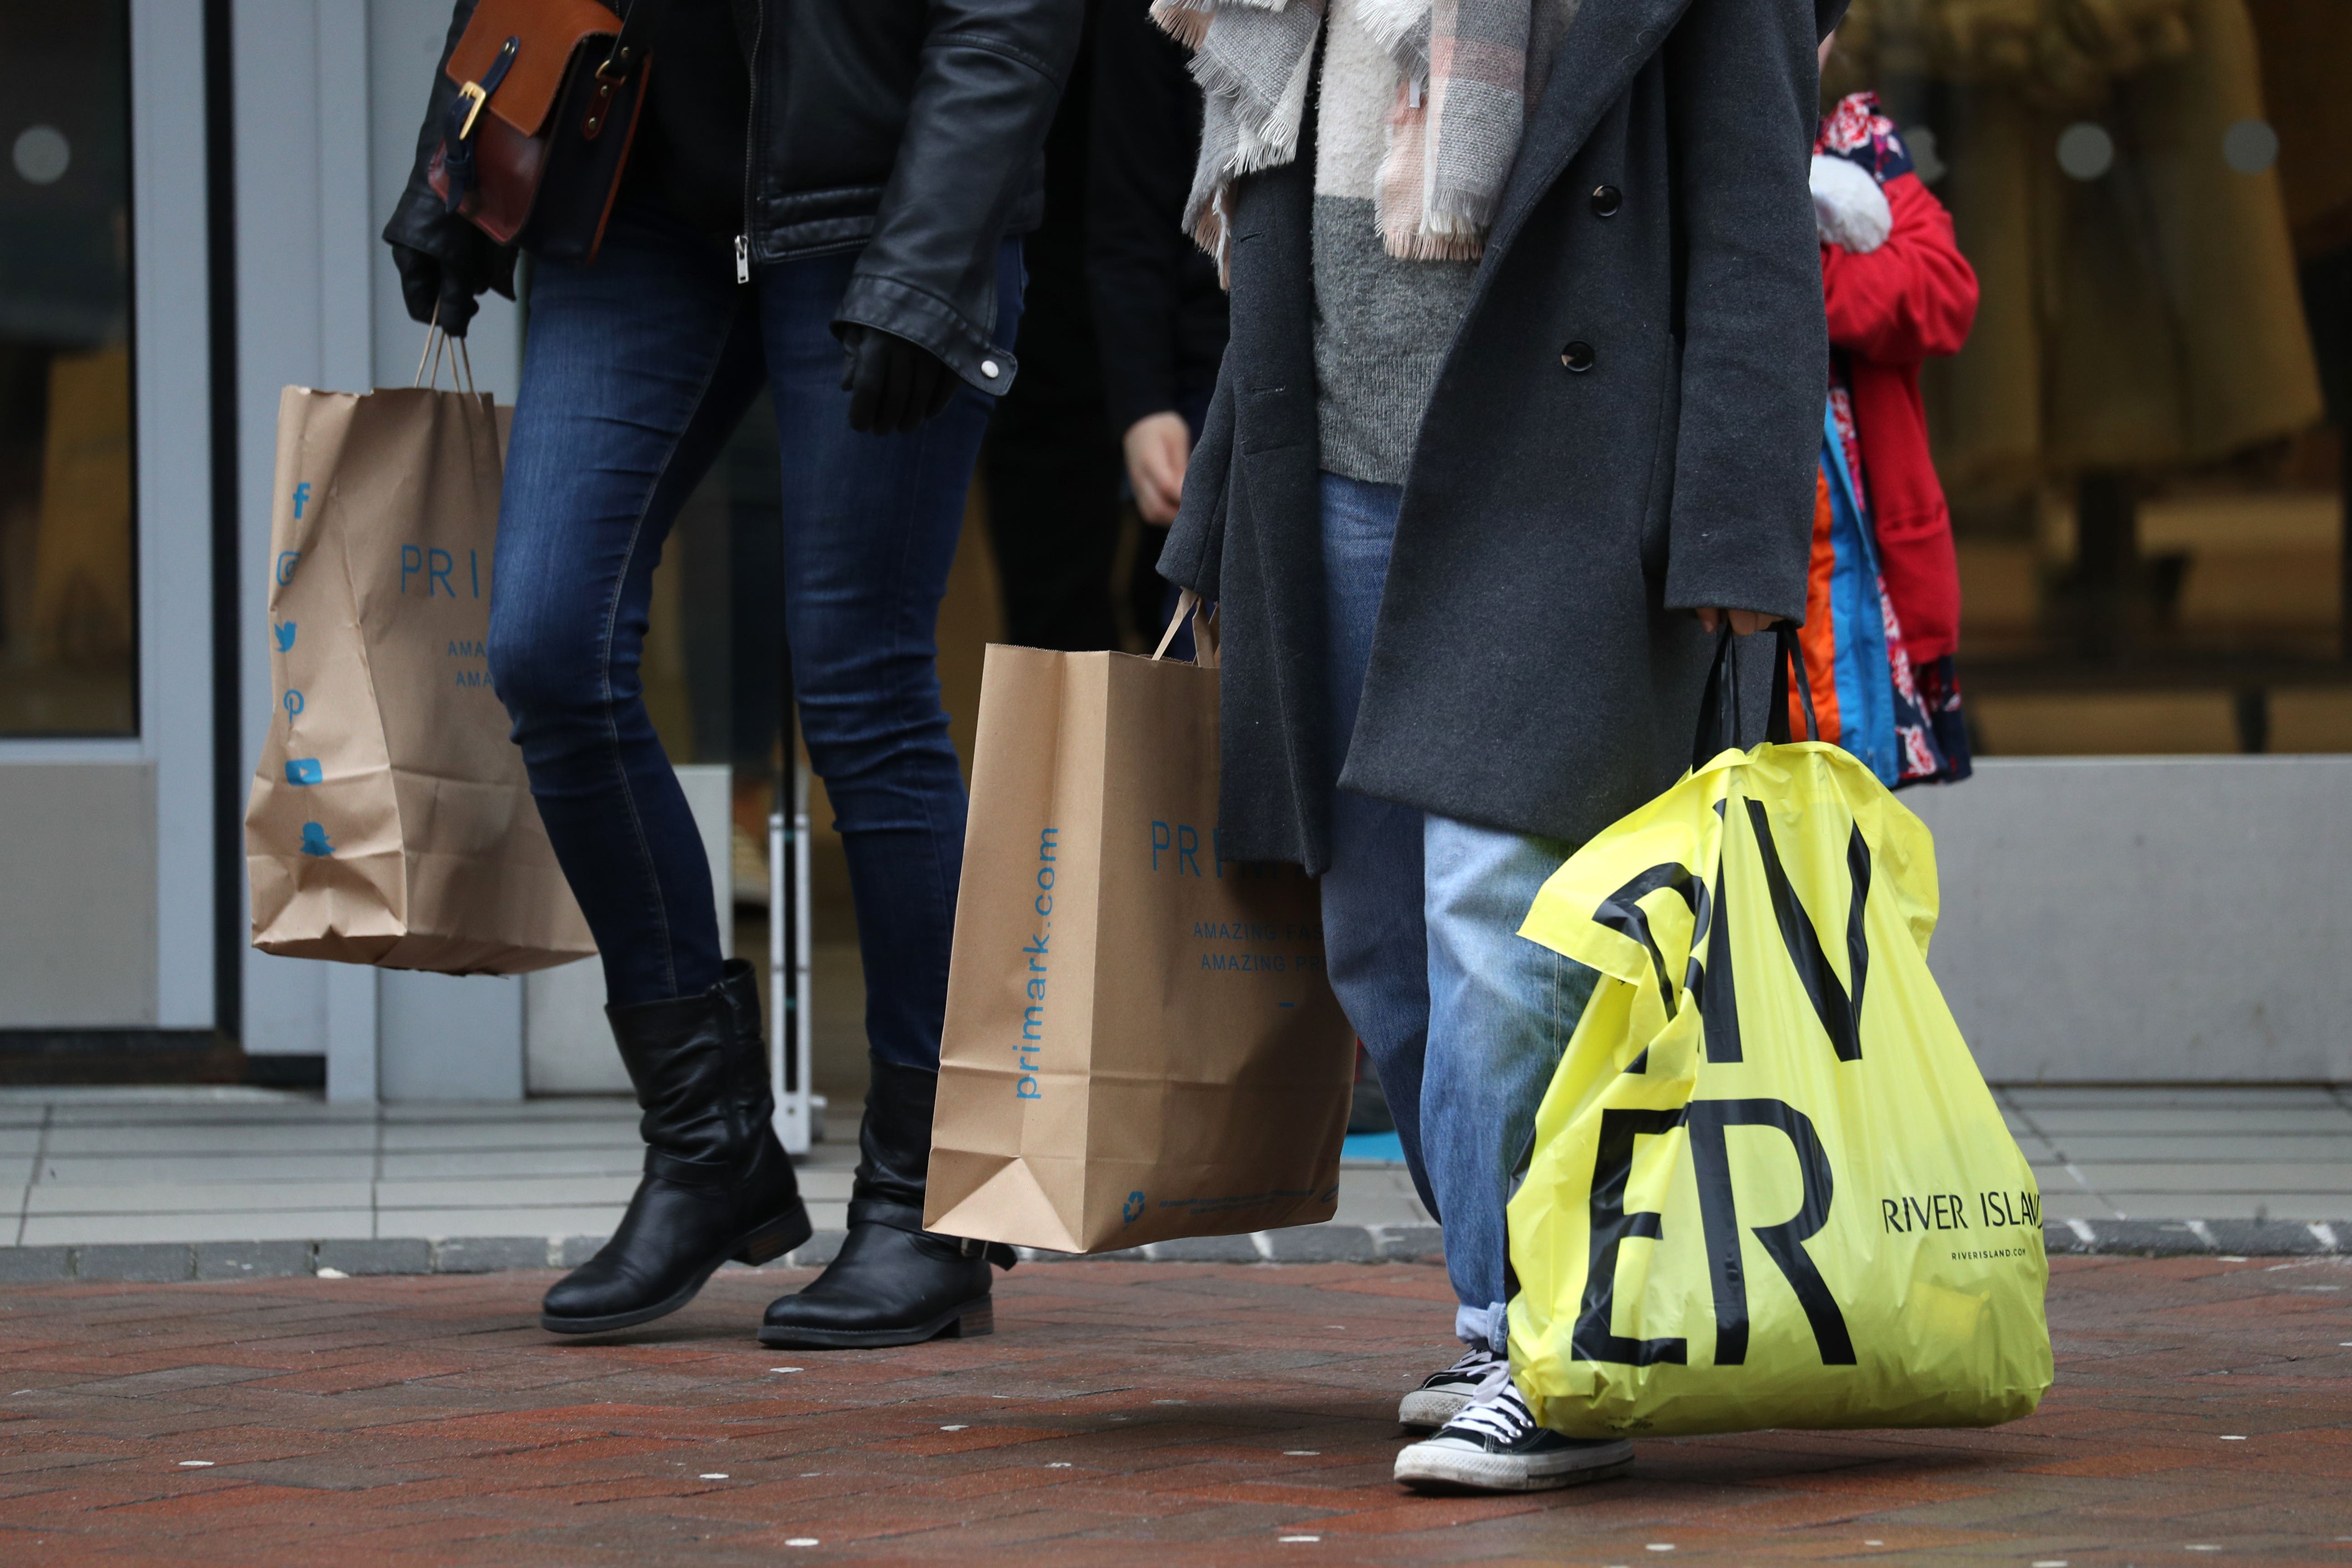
[1309,0,1479,487]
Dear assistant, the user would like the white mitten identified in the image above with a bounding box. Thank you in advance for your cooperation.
[1810,153,1892,254]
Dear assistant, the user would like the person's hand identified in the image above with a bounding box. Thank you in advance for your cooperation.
[1123,411,1192,524]
[839,325,958,435]
[391,243,484,337]
[1695,608,1784,635]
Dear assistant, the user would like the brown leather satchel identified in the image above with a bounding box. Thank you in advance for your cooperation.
[427,0,653,264]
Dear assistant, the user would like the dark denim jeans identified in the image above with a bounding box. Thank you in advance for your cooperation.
[489,204,1021,1070]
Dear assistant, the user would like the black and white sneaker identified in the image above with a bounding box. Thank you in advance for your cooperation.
[1394,1365,1634,1493]
[1398,1345,1502,1430]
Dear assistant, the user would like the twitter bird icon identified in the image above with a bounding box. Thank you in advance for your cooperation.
[272,621,297,652]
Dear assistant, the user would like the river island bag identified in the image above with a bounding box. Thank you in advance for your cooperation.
[925,597,1358,1253]
[244,352,593,974]
[1506,629,2051,1437]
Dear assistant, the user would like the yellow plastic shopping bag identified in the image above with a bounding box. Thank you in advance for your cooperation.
[1508,629,2051,1437]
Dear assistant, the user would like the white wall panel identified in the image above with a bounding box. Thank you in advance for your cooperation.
[1909,757,2352,1082]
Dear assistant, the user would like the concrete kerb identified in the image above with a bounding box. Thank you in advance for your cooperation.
[0,1220,2342,1283]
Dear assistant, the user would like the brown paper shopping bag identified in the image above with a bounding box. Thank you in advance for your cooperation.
[244,360,593,975]
[925,599,1357,1253]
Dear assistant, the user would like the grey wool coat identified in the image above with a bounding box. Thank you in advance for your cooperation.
[1158,0,1842,873]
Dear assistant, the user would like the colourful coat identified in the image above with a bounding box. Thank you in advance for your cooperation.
[1816,95,1977,667]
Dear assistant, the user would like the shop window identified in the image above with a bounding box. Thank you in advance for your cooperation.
[0,3,135,736]
[1827,0,2350,756]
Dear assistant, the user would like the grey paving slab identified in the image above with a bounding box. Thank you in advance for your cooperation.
[432,1236,556,1273]
[71,1243,196,1282]
[40,1123,378,1157]
[0,1246,71,1281]
[2032,1191,2128,1221]
[2018,1103,2352,1131]
[18,1211,376,1246]
[1999,1086,2351,1109]
[379,1097,635,1121]
[194,1241,317,1279]
[371,1205,628,1239]
[39,1100,371,1126]
[2034,1132,2352,1161]
[2065,1161,2352,1194]
[30,1154,376,1185]
[1330,1171,1432,1228]
[2100,1193,2352,1222]
[315,1238,431,1275]
[371,1175,639,1209]
[23,1180,373,1217]
[376,1119,643,1152]
[375,1147,643,1180]
[1260,1226,1381,1263]
[1371,1223,1447,1261]
[1140,1233,1264,1263]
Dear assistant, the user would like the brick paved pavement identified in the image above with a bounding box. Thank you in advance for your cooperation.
[0,1255,2346,1565]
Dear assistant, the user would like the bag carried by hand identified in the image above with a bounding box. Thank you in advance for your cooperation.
[1506,627,2051,1436]
[427,0,650,263]
[244,337,595,975]
[924,596,1359,1253]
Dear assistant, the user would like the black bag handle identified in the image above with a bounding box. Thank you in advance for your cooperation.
[1690,622,1819,769]
[1768,621,1820,745]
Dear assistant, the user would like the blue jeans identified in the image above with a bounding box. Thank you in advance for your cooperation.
[1317,472,1598,1352]
[490,204,1021,1071]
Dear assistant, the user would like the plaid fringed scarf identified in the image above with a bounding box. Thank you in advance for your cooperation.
[1153,0,1565,274]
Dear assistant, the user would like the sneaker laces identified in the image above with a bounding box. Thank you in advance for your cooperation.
[1441,1363,1536,1446]
[1432,1345,1500,1382]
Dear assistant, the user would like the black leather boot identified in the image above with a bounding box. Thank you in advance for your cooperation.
[758,1059,1013,1349]
[542,959,812,1334]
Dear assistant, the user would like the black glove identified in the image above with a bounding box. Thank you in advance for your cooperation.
[838,325,958,435]
[391,241,486,338]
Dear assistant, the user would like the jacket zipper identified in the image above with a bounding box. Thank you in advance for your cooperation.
[735,0,762,285]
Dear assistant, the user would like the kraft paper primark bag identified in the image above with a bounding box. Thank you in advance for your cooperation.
[925,595,1358,1253]
[1506,627,2051,1438]
[244,338,593,974]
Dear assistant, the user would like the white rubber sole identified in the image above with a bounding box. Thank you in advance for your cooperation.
[1393,1437,1634,1493]
[1397,1386,1475,1431]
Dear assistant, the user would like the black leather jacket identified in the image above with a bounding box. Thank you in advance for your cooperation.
[383,0,1082,393]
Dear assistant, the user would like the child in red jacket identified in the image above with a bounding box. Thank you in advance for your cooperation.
[1810,84,1980,782]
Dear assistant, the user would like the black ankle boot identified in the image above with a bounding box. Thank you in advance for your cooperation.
[542,959,812,1334]
[758,1059,1013,1349]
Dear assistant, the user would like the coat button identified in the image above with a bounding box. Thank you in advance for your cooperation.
[1560,340,1595,373]
[980,359,1001,380]
[1591,183,1622,217]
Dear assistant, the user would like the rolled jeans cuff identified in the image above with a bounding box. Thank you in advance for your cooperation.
[1457,1301,1509,1354]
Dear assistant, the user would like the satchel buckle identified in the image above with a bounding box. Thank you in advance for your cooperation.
[455,37,519,142]
[455,81,489,141]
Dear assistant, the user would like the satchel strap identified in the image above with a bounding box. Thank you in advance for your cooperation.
[599,0,659,81]
[440,35,522,213]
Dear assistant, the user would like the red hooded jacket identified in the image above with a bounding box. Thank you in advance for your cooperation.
[1817,108,1978,666]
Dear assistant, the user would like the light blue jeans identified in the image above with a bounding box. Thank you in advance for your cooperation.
[1318,472,1598,1352]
